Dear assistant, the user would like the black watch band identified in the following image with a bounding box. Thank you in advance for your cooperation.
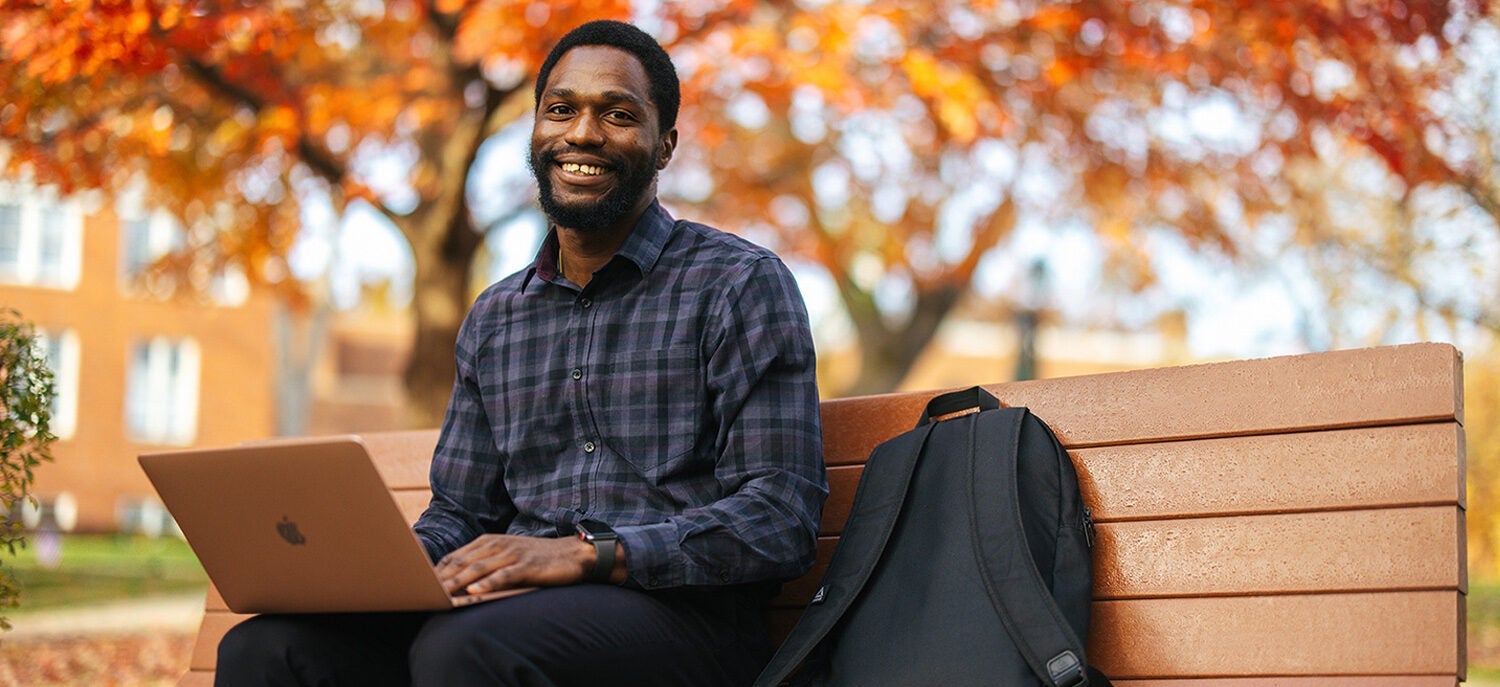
[575,521,617,584]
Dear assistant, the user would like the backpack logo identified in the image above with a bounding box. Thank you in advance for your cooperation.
[811,586,827,605]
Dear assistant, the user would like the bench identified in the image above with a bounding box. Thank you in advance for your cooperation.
[176,342,1468,686]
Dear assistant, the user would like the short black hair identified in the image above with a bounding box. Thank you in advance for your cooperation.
[534,20,680,135]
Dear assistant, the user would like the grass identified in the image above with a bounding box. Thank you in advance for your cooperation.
[3,533,207,613]
[1474,581,1500,682]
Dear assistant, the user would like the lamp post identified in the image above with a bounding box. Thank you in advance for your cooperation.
[1014,260,1047,382]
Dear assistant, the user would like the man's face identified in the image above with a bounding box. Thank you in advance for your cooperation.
[529,45,676,233]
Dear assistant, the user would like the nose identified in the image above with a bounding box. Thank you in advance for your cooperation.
[564,112,606,148]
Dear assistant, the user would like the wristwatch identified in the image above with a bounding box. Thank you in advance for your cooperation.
[575,520,618,583]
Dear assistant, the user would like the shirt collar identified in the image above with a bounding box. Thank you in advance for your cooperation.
[521,200,674,293]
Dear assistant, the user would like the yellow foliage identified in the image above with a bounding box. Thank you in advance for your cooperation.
[259,106,299,139]
[1099,216,1131,244]
[128,9,151,36]
[938,100,977,144]
[1467,343,1500,580]
[159,3,181,30]
[900,50,987,143]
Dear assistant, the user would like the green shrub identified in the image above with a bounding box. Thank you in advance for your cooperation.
[0,308,56,630]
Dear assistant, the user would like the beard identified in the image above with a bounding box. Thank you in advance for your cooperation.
[529,143,658,233]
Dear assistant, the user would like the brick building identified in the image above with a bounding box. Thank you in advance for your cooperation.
[1,179,277,532]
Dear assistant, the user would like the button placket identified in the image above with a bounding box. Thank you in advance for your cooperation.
[567,288,600,512]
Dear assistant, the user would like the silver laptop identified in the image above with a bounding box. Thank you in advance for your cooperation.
[139,435,527,614]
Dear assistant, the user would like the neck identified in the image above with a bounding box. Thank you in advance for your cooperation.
[556,226,627,289]
[554,199,654,288]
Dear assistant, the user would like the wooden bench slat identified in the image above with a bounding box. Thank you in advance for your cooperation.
[1079,423,1465,521]
[821,343,1460,465]
[206,584,227,613]
[1110,679,1457,687]
[1002,342,1462,449]
[362,430,441,489]
[819,465,860,535]
[1095,505,1465,598]
[777,505,1464,607]
[177,670,216,687]
[773,590,1466,681]
[818,423,1463,535]
[191,611,254,671]
[1089,590,1463,678]
[393,488,430,524]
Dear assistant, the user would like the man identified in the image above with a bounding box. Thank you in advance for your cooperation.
[217,19,827,687]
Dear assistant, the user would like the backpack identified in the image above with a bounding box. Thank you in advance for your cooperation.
[753,387,1107,687]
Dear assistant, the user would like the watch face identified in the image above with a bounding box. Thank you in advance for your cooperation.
[575,520,616,540]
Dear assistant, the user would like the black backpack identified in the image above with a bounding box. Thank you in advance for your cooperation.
[753,387,1106,687]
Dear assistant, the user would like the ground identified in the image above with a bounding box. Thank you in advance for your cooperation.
[0,632,194,686]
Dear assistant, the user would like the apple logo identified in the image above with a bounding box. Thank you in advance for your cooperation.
[277,516,307,545]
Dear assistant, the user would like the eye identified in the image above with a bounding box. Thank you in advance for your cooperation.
[545,103,574,117]
[605,109,639,123]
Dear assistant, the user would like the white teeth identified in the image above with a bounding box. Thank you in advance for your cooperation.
[561,163,605,176]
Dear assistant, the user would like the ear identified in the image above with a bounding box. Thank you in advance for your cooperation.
[656,129,678,170]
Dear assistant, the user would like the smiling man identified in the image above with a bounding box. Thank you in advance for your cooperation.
[216,20,827,687]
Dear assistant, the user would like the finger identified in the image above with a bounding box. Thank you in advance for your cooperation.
[437,541,515,593]
[437,535,496,570]
[465,565,517,594]
[440,553,507,594]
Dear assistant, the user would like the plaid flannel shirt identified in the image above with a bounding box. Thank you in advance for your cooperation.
[413,201,827,589]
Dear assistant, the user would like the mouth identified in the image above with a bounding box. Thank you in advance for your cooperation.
[560,162,607,177]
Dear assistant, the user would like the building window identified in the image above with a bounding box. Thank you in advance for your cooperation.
[118,211,182,295]
[125,337,200,445]
[0,203,21,266]
[0,183,83,289]
[117,204,248,306]
[36,329,80,441]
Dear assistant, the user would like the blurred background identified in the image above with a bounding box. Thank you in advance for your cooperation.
[1,0,1498,684]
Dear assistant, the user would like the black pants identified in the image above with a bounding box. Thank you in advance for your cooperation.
[216,585,773,687]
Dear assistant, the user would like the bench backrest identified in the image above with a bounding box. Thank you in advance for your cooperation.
[180,343,1467,687]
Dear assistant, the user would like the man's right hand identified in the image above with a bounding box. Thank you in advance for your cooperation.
[435,533,621,595]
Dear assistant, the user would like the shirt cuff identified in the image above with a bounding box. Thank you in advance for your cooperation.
[615,521,682,589]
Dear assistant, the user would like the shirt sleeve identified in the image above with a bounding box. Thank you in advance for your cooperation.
[614,256,828,588]
[412,310,517,563]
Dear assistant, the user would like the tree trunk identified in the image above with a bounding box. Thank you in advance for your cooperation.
[838,284,964,398]
[401,212,483,429]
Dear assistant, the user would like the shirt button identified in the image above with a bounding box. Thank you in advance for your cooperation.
[649,576,660,587]
[579,297,592,309]
[571,368,582,380]
[583,441,596,453]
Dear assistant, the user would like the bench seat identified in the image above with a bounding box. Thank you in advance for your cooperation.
[177,342,1467,686]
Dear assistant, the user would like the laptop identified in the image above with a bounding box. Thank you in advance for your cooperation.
[138,435,529,614]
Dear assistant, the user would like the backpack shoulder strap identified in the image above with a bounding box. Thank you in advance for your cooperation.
[751,406,941,687]
[969,407,1090,687]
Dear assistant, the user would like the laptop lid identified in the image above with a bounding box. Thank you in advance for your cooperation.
[139,435,522,614]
